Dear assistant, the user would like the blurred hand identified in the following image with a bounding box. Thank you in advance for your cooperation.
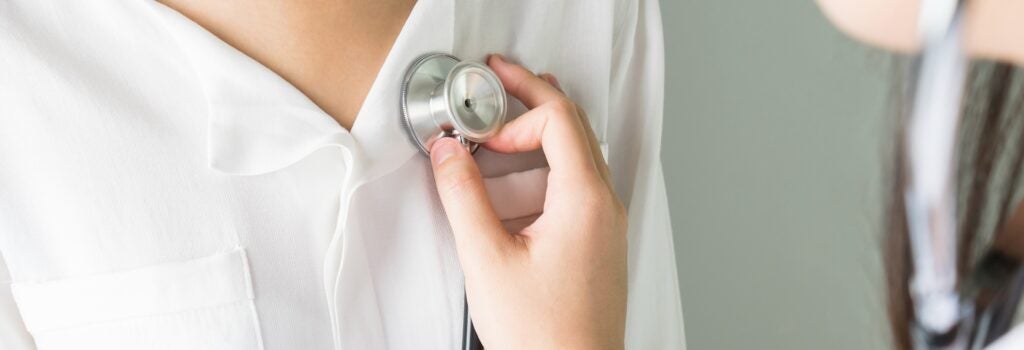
[429,54,628,350]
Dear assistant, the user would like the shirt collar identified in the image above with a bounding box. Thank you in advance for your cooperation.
[148,1,453,179]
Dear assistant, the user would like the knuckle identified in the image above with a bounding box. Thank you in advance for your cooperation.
[548,98,577,116]
[439,170,477,198]
[435,162,477,198]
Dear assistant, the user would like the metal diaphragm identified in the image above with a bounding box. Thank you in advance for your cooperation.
[400,53,507,155]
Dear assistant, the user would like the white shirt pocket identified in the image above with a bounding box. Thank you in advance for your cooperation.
[10,248,264,350]
[483,167,549,232]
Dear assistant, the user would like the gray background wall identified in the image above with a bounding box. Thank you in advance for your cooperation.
[661,1,893,349]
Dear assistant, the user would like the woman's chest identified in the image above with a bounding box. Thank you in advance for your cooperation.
[0,106,546,350]
[0,0,621,347]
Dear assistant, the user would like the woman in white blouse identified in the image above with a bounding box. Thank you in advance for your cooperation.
[0,1,684,349]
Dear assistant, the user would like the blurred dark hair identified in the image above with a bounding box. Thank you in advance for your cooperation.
[886,60,1024,349]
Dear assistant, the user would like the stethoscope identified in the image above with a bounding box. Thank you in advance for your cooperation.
[400,53,508,156]
[400,53,509,350]
[906,0,1024,349]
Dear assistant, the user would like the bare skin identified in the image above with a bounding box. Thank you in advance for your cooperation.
[159,0,416,129]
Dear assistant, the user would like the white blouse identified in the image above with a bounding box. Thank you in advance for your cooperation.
[0,1,685,349]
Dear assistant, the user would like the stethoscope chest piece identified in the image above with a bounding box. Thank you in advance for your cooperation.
[401,53,507,155]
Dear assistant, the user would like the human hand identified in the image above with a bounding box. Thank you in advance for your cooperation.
[429,55,628,350]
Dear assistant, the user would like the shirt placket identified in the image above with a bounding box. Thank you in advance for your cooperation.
[320,135,390,350]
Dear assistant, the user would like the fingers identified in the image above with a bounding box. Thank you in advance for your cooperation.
[537,73,610,184]
[539,73,562,91]
[483,99,598,182]
[488,55,564,109]
[430,137,515,262]
[486,56,607,186]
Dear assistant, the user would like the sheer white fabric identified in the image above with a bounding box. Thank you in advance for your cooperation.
[0,0,684,349]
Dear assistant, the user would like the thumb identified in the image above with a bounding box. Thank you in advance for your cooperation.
[430,137,513,264]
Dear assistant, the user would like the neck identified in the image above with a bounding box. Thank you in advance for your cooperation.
[160,0,416,129]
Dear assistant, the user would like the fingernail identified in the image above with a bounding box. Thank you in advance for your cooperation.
[489,54,506,64]
[431,138,461,165]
